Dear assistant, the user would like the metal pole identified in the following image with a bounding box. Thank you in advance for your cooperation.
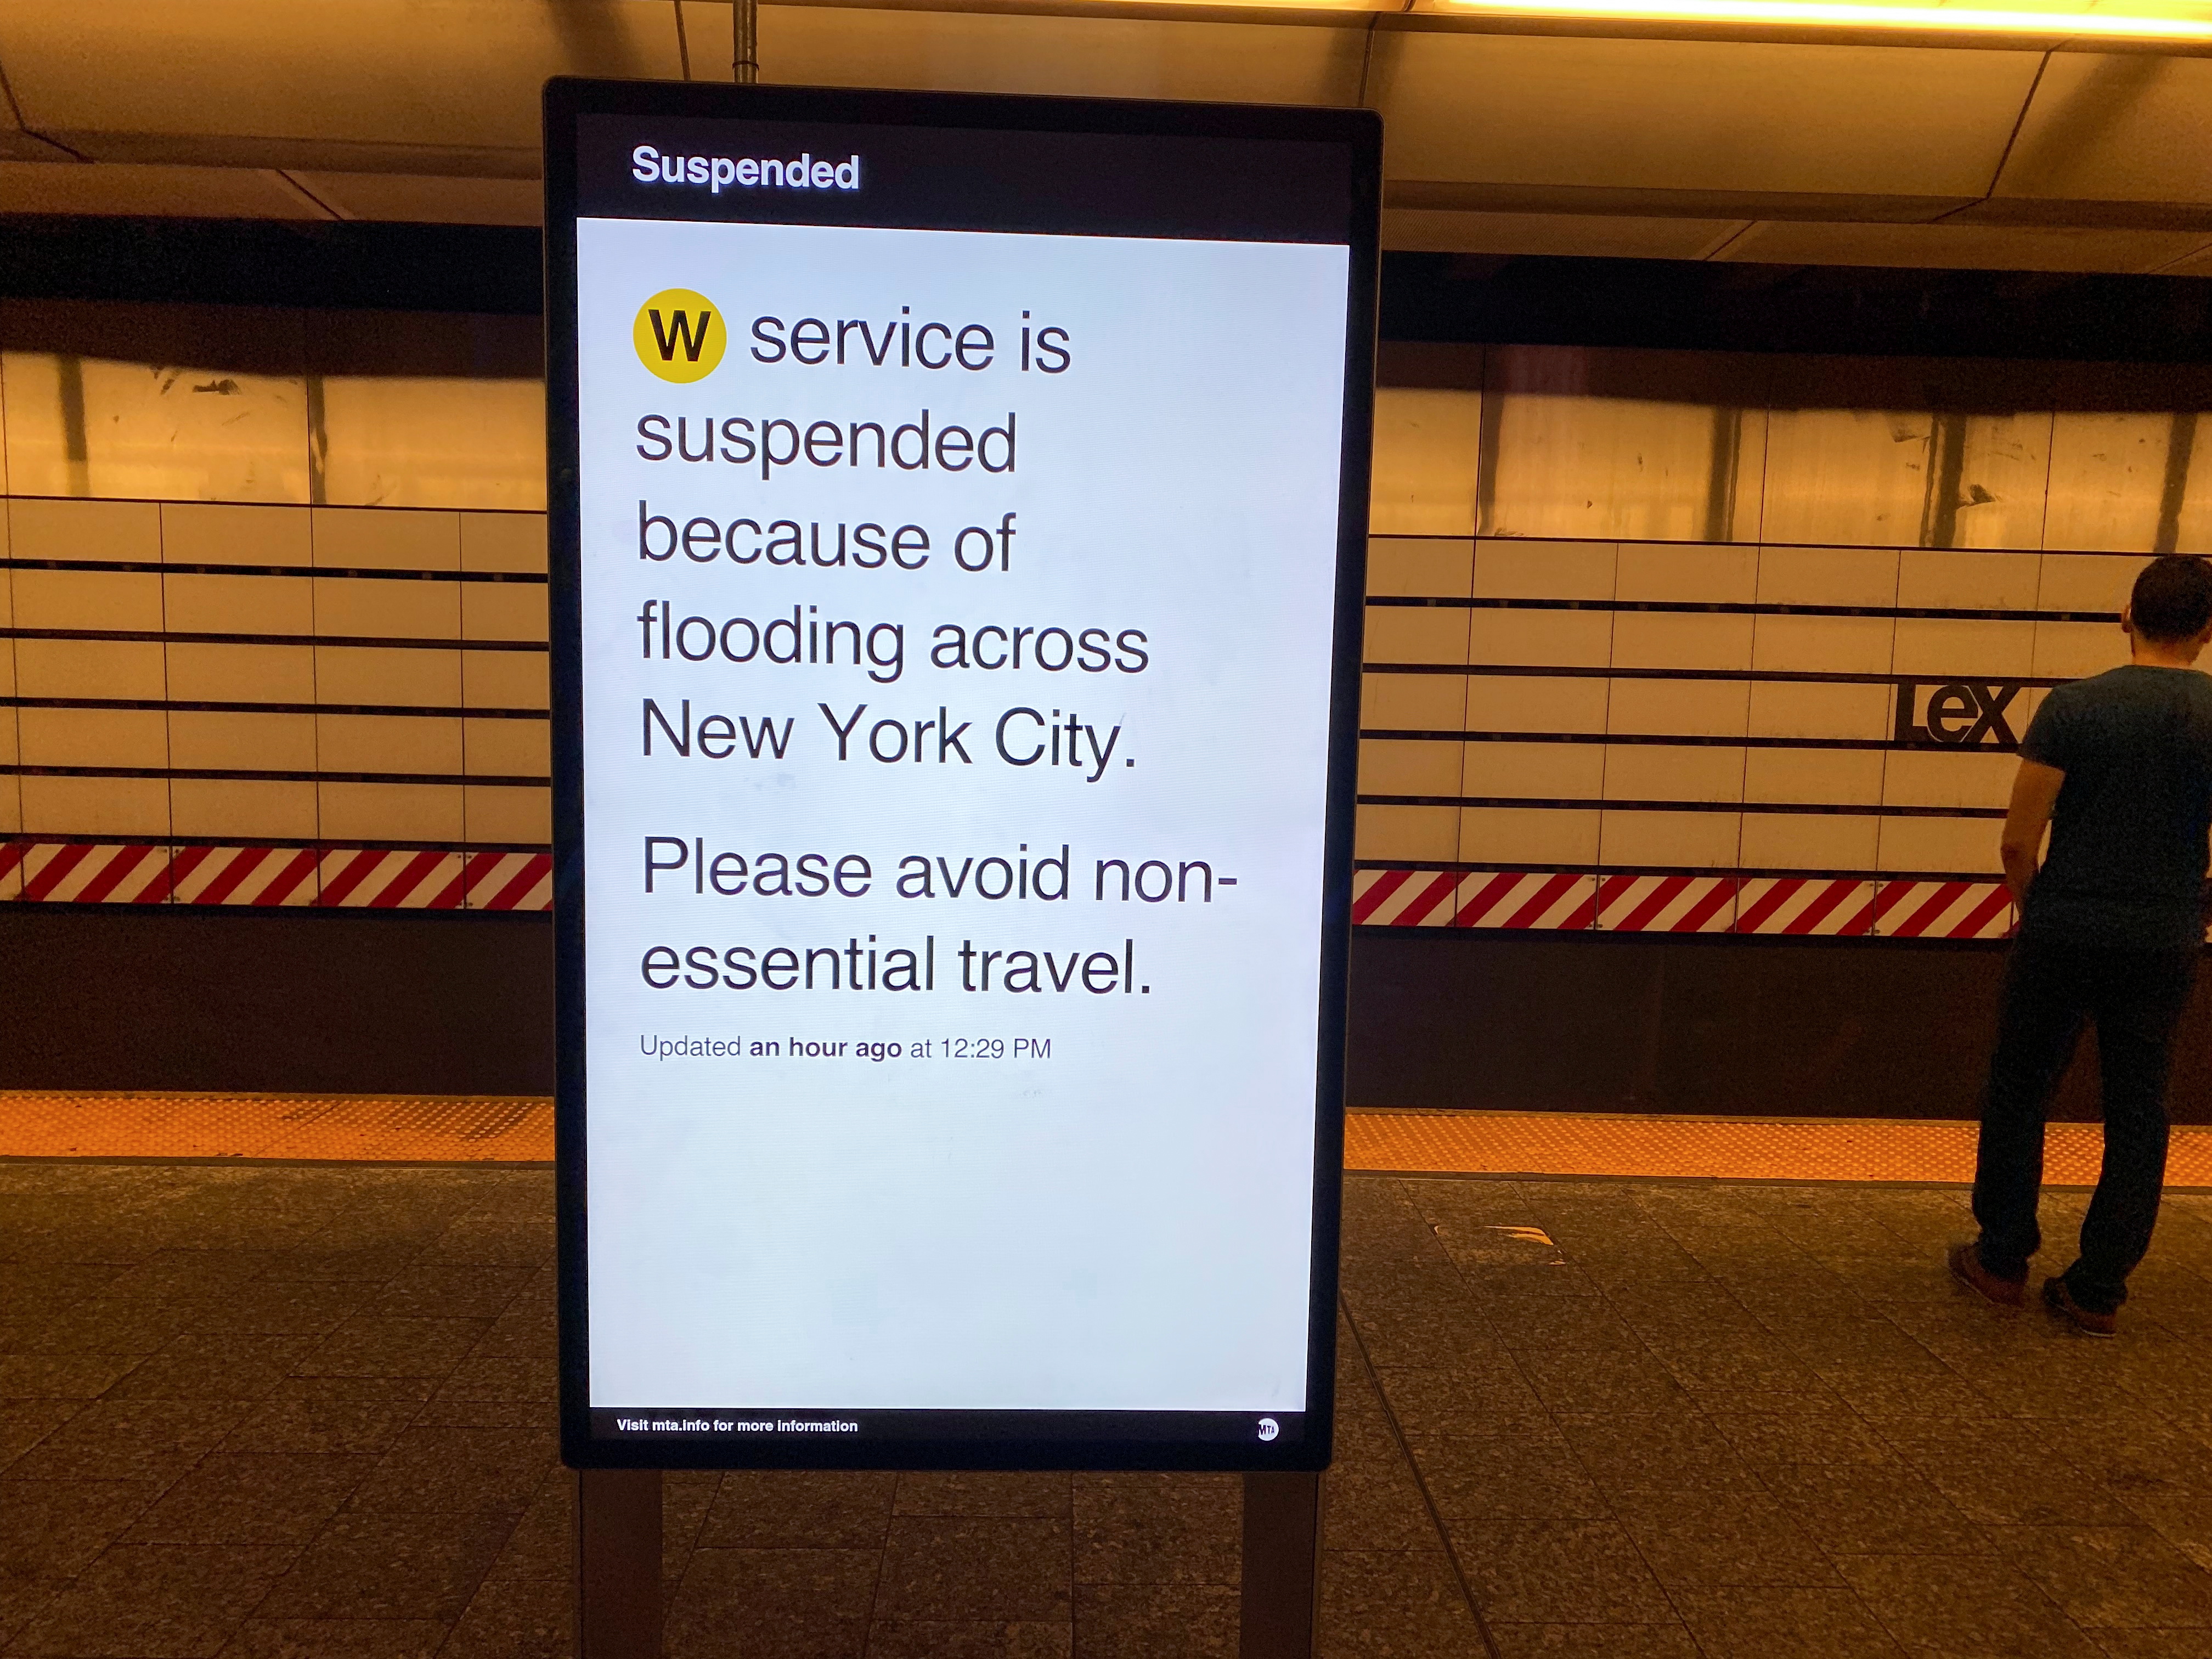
[575,1468,663,1659]
[732,0,758,85]
[1240,1470,1323,1659]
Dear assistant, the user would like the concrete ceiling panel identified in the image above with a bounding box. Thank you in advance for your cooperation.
[1995,54,2212,211]
[753,5,1367,104]
[1,0,2209,266]
[1717,217,2212,271]
[0,129,73,162]
[0,160,327,218]
[0,0,684,174]
[1383,205,1747,257]
[1369,31,2042,202]
[0,99,75,162]
[2153,241,2212,275]
[291,172,545,226]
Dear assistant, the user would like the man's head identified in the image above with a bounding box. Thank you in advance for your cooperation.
[2125,555,2212,658]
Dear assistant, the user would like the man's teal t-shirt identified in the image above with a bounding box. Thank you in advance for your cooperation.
[2019,664,2212,951]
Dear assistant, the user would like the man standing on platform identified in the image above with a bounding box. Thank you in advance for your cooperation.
[1952,554,2212,1335]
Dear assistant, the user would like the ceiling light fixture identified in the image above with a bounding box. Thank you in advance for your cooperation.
[1434,0,2212,40]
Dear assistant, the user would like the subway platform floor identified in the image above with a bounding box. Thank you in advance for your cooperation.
[7,1164,2212,1657]
[11,1093,2212,1187]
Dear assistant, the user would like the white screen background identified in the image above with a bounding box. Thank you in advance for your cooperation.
[576,216,1348,1411]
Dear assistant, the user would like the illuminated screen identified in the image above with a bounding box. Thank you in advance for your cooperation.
[546,81,1379,1470]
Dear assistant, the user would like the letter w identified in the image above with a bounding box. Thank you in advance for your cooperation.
[648,309,713,363]
[741,717,792,759]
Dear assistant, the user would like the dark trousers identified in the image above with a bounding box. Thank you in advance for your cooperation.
[1974,936,2198,1313]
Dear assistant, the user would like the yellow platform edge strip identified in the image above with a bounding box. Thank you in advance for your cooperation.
[4,1093,2210,1186]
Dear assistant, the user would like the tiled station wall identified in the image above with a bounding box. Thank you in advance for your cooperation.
[0,301,551,910]
[3,311,2209,943]
[1357,344,2212,943]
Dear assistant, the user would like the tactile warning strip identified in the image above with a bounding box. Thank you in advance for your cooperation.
[4,1094,2208,1186]
[1347,1109,2212,1188]
[0,1092,555,1163]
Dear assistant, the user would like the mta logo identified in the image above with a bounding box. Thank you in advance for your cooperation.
[633,288,726,383]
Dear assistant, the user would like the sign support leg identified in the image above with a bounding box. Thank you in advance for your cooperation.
[575,1468,663,1659]
[1240,1470,1323,1659]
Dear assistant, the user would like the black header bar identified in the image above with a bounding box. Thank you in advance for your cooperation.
[559,82,1372,245]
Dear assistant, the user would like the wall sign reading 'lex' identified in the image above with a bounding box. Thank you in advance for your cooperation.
[544,80,1380,1471]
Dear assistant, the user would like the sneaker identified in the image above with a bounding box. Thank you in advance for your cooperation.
[2042,1277,2119,1338]
[1949,1241,2027,1310]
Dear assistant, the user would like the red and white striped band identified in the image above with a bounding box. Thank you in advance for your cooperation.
[0,840,551,911]
[0,845,2019,939]
[1352,868,2019,940]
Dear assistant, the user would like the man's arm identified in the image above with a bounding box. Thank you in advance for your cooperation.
[2000,758,2065,907]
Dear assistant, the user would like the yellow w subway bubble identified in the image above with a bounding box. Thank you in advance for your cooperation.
[633,290,726,383]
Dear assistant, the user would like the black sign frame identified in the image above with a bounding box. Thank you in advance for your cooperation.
[546,76,1380,1471]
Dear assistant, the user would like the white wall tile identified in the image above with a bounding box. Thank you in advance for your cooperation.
[1737,814,1882,872]
[463,786,551,847]
[1604,744,1745,804]
[1357,804,1458,861]
[1465,675,1609,735]
[1467,611,1612,669]
[460,512,547,573]
[1607,679,1748,738]
[1744,747,1884,805]
[1368,539,1474,598]
[2035,552,2141,614]
[1472,539,1616,600]
[1756,544,1900,607]
[311,506,461,571]
[1358,739,1462,797]
[1615,541,1758,603]
[1462,741,1604,800]
[1882,748,2017,811]
[1610,612,1753,672]
[1597,810,1742,868]
[1875,815,2004,874]
[162,503,312,567]
[1891,618,2036,679]
[1458,806,1600,866]
[1362,672,1468,732]
[1746,681,1893,742]
[1751,614,1895,676]
[1898,549,2040,611]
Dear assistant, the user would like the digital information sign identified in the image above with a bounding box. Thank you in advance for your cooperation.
[546,80,1379,1470]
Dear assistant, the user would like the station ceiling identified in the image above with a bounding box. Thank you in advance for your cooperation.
[2,0,2211,275]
